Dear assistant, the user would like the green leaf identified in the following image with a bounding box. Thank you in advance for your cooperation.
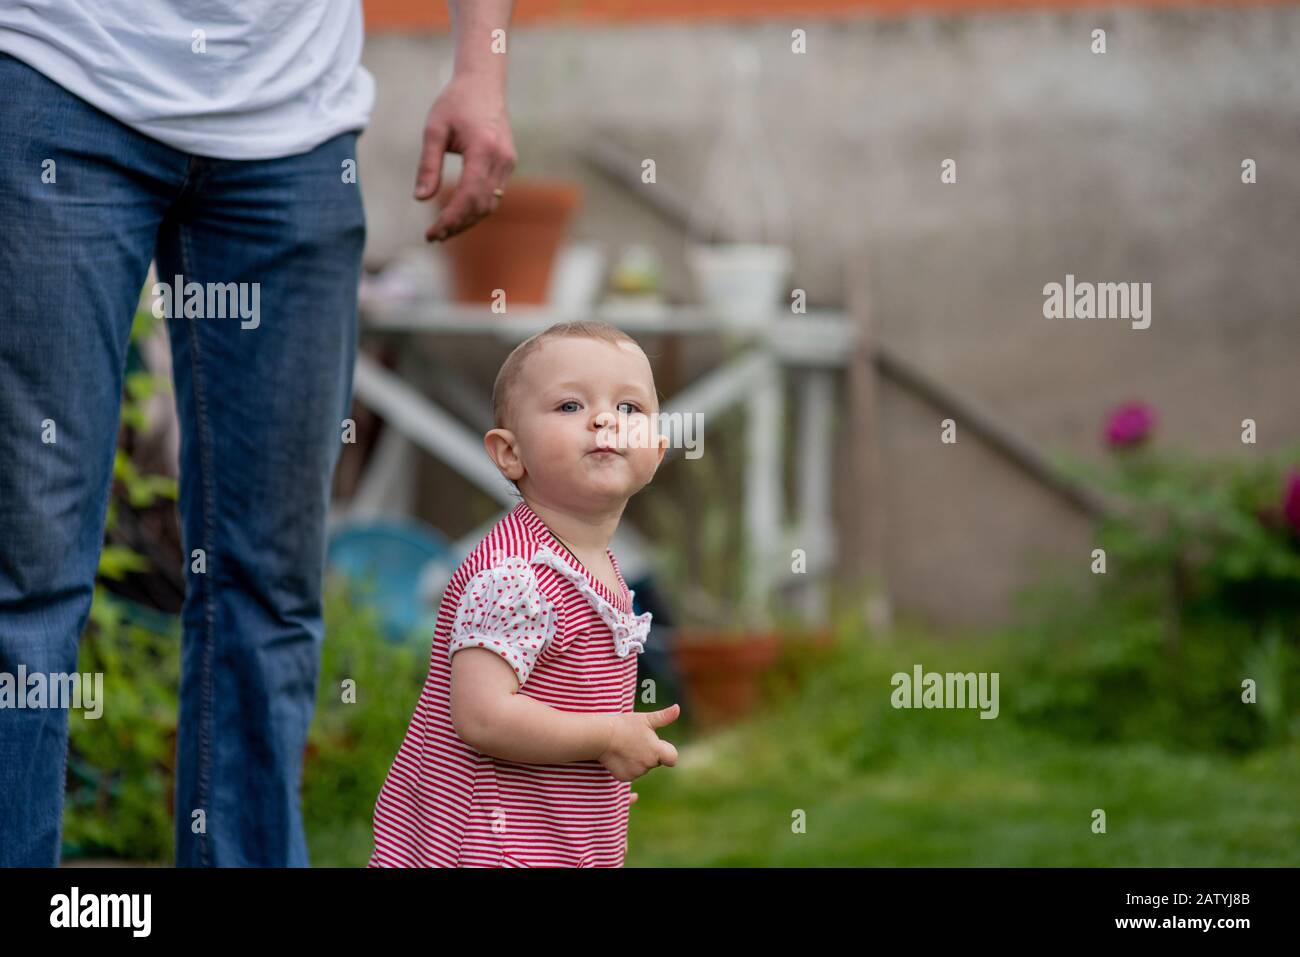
[97,545,150,581]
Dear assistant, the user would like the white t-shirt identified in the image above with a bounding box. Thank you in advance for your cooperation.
[0,0,374,159]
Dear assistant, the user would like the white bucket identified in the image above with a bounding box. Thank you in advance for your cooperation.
[686,242,791,328]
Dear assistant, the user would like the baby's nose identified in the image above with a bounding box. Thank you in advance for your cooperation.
[592,411,621,447]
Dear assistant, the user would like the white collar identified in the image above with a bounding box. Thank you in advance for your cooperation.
[527,545,652,658]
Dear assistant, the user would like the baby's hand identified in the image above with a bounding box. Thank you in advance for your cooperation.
[598,704,680,782]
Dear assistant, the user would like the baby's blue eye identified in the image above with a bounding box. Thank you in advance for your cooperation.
[556,399,642,414]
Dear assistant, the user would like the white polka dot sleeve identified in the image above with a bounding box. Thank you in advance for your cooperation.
[447,556,557,687]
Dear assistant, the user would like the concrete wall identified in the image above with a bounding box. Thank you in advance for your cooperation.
[354,6,1300,628]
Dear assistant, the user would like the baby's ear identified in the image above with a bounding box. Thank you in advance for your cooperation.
[484,428,525,481]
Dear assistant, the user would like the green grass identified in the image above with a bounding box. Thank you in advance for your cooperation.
[299,584,1299,867]
[625,628,1300,867]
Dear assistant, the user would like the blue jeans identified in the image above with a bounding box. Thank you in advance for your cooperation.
[0,52,366,866]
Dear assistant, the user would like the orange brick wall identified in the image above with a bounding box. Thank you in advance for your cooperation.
[365,0,1297,32]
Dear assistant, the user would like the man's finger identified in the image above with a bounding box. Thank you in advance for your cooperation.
[430,211,484,244]
[485,147,515,201]
[414,121,448,200]
[427,146,494,240]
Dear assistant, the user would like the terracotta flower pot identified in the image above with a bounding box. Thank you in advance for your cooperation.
[670,629,780,728]
[434,178,583,305]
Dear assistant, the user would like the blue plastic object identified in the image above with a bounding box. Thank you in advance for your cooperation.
[326,518,453,642]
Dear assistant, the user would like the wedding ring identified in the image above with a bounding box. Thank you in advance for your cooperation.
[492,187,505,198]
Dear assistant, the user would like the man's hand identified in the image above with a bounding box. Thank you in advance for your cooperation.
[415,72,517,243]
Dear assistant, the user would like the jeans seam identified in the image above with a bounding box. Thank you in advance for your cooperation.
[179,222,217,867]
[55,706,70,865]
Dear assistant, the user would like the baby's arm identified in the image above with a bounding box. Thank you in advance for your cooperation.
[450,649,679,777]
[450,648,610,762]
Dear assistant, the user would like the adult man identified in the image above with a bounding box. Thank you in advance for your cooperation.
[0,0,517,867]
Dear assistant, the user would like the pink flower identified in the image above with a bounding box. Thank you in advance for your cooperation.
[1104,401,1155,449]
[1283,470,1300,536]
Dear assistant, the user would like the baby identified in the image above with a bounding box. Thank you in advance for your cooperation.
[368,320,680,867]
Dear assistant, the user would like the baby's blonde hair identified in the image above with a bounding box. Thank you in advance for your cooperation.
[491,321,646,430]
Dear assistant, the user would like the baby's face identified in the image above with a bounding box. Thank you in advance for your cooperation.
[492,337,666,512]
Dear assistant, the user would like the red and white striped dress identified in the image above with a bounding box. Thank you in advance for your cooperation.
[368,500,652,867]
